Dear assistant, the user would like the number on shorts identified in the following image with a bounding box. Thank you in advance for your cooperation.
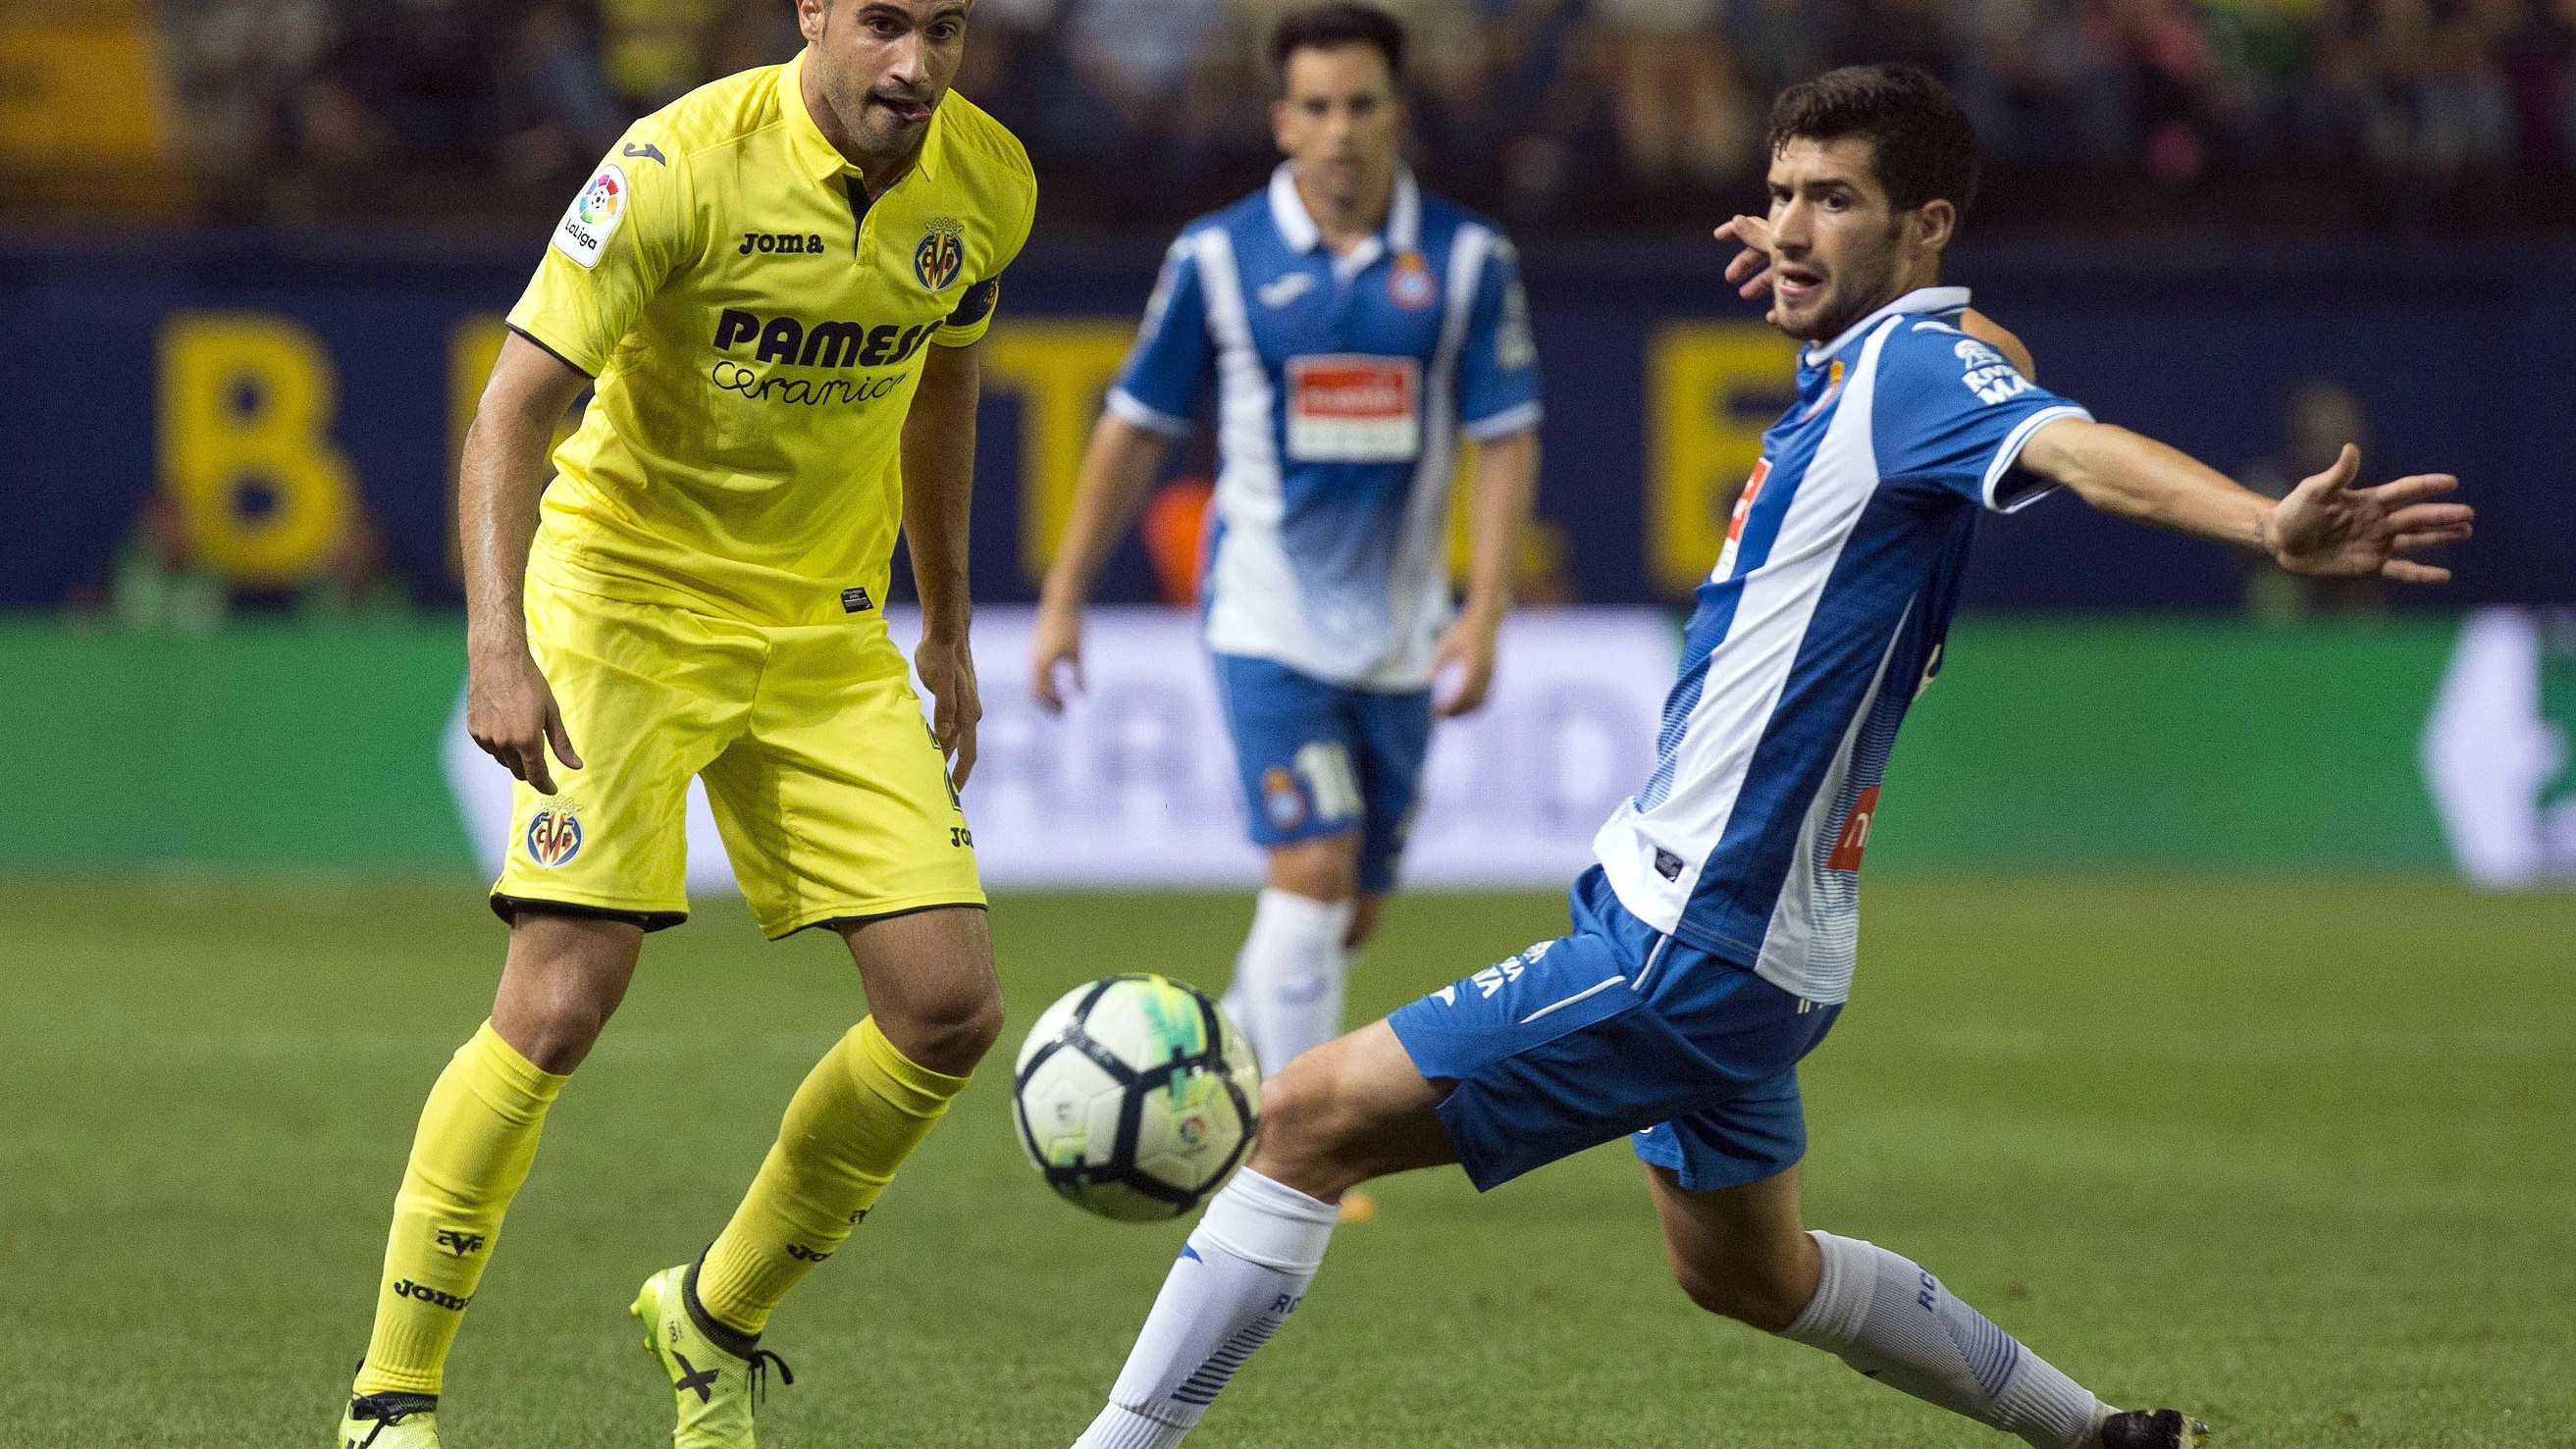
[1293,742,1363,826]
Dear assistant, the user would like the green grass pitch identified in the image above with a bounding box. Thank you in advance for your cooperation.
[4,876,2570,1448]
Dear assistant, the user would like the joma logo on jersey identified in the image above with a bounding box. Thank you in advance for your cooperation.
[712,309,936,370]
[435,1229,487,1257]
[739,232,826,256]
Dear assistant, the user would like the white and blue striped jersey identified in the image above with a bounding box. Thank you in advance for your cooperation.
[1594,286,2090,1006]
[1108,165,1543,690]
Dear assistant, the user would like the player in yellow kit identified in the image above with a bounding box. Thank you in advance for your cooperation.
[334,1,1031,1445]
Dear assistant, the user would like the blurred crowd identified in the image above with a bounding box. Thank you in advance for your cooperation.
[155,0,2576,229]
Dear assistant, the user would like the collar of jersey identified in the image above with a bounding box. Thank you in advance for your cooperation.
[1800,285,1971,371]
[1268,162,1421,274]
[780,49,944,187]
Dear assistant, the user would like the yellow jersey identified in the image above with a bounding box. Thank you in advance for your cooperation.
[506,51,1035,626]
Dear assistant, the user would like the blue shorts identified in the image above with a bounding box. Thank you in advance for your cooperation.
[1387,866,1841,1193]
[1213,652,1433,895]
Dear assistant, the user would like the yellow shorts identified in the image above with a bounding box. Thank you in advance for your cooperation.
[492,573,983,939]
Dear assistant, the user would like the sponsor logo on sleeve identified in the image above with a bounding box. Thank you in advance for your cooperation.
[1825,786,1881,871]
[552,164,628,269]
[1955,338,2033,404]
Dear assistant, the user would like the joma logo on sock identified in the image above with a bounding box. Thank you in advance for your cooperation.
[436,1229,487,1257]
[393,1279,473,1312]
[786,1243,832,1263]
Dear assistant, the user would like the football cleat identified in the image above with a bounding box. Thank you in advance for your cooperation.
[2100,1408,2210,1449]
[630,1259,795,1448]
[338,1391,440,1448]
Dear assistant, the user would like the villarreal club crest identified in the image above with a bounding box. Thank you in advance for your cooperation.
[915,217,965,291]
[525,807,583,868]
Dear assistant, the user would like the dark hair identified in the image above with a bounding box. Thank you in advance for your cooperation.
[1270,3,1406,86]
[1765,63,1980,218]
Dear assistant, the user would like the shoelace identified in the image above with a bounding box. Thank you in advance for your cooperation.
[746,1348,796,1412]
[346,1398,427,1449]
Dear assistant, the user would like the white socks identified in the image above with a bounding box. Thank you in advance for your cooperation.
[1782,1231,2112,1449]
[1218,888,1356,1076]
[1071,1169,1341,1449]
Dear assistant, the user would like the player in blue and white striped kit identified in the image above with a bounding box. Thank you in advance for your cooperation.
[1068,64,2473,1449]
[1033,4,1542,1123]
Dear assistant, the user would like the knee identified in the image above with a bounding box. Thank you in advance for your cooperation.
[879,978,1006,1078]
[507,1005,608,1075]
[1268,837,1360,903]
[1248,1053,1367,1194]
[1671,1256,1812,1333]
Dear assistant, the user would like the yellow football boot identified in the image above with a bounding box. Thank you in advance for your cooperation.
[337,1392,441,1448]
[630,1261,795,1448]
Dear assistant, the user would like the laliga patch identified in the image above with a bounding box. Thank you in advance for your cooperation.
[552,163,628,269]
[1286,354,1420,463]
[525,807,583,867]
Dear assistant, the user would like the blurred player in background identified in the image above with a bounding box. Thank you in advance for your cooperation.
[1064,63,2473,1449]
[336,1,1033,1444]
[1029,6,1545,1194]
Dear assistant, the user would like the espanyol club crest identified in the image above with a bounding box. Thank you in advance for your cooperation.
[914,217,965,291]
[1388,250,1435,310]
[525,808,583,868]
[1261,765,1307,831]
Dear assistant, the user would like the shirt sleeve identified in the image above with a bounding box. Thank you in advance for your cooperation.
[1870,320,2091,512]
[1455,231,1542,442]
[1103,233,1214,437]
[504,129,696,378]
[934,161,1035,349]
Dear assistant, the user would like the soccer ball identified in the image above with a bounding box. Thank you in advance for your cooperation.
[1012,974,1262,1221]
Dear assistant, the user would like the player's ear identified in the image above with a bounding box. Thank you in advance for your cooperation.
[796,0,830,45]
[1913,198,1958,255]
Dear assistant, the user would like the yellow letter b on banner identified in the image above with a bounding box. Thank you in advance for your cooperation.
[159,313,357,587]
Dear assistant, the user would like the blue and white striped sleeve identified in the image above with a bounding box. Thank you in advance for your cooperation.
[1106,234,1213,438]
[1871,319,2090,513]
[1455,233,1542,442]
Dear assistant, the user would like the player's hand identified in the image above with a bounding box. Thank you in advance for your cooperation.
[2263,444,2472,583]
[917,631,983,791]
[1715,215,1780,322]
[467,647,583,796]
[1029,596,1085,716]
[1434,608,1502,718]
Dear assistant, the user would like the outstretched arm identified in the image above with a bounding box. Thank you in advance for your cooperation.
[2016,420,2473,583]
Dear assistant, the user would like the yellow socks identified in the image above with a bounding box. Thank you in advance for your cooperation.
[354,1022,567,1397]
[697,1016,970,1335]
